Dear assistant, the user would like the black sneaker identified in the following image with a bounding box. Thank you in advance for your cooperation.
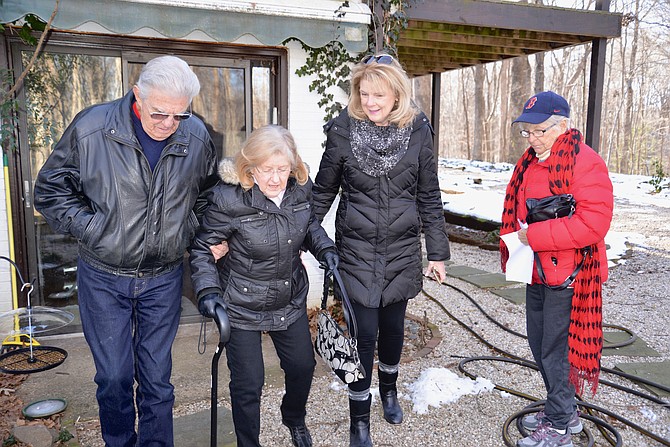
[286,424,313,447]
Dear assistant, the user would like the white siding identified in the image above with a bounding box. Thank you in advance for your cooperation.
[287,40,347,307]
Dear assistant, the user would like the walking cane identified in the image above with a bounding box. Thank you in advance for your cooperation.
[210,305,231,447]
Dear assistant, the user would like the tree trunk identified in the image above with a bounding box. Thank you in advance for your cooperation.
[622,0,641,174]
[499,59,510,163]
[534,52,545,93]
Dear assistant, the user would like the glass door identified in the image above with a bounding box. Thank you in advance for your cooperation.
[21,51,123,309]
[13,42,278,310]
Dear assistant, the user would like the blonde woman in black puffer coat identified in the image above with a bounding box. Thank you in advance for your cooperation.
[312,54,451,447]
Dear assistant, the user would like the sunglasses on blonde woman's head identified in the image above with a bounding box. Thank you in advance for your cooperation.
[362,54,395,65]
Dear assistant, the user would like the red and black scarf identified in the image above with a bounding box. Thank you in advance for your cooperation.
[500,129,602,396]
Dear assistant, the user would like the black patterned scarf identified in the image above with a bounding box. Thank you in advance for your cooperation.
[350,118,411,177]
[500,129,602,396]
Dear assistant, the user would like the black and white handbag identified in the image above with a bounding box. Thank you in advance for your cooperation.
[314,268,366,384]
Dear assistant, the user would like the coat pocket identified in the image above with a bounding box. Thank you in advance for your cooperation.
[224,275,270,311]
[291,201,311,234]
[240,212,271,246]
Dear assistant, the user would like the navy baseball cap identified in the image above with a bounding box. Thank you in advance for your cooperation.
[512,91,570,124]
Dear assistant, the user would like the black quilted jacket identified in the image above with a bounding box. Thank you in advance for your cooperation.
[189,159,335,331]
[313,109,450,308]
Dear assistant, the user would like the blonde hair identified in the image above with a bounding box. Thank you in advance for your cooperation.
[348,55,418,128]
[234,125,309,190]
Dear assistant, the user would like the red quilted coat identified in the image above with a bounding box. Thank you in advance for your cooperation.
[517,142,613,285]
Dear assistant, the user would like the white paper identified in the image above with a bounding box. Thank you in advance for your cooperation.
[500,231,534,284]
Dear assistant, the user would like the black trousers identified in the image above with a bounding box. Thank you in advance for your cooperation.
[348,300,408,395]
[225,312,316,447]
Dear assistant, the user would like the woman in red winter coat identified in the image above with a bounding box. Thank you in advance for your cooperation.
[500,91,614,447]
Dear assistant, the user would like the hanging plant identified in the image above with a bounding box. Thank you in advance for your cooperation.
[294,40,356,123]
[372,0,414,56]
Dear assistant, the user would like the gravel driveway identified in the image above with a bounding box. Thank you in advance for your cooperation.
[69,179,670,447]
[255,193,670,447]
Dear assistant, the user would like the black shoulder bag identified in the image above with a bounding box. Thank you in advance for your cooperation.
[525,194,591,290]
[525,193,575,224]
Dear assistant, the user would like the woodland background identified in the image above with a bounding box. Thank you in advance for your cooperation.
[6,1,670,178]
[409,0,670,177]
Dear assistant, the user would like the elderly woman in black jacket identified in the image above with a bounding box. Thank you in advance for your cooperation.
[312,54,450,447]
[189,125,338,447]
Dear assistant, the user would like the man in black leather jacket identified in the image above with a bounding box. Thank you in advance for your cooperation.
[33,55,218,447]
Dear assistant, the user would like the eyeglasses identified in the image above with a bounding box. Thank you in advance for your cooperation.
[149,110,192,122]
[362,54,395,65]
[254,166,291,178]
[519,122,558,138]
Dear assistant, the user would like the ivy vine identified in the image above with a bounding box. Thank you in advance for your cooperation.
[294,40,356,123]
[375,0,415,56]
[1,15,47,151]
[294,0,415,125]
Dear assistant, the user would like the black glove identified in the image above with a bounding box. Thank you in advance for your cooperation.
[198,293,226,319]
[321,250,339,273]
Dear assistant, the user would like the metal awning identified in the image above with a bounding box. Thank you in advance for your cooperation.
[395,0,622,76]
[1,0,371,52]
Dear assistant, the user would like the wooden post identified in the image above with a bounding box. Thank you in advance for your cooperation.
[585,0,611,152]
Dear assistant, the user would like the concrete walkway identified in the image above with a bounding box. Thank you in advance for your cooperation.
[14,297,332,446]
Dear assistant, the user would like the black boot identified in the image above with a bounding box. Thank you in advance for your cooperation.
[349,397,373,447]
[379,371,403,424]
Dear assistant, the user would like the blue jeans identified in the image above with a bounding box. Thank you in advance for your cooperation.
[225,312,315,447]
[77,258,183,447]
[525,284,577,430]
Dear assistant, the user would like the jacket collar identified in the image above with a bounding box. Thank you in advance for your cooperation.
[249,178,298,211]
[218,158,299,210]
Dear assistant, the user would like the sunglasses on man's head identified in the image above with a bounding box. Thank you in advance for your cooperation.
[362,54,395,65]
[149,111,192,122]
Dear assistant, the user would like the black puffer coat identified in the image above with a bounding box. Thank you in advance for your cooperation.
[189,160,335,331]
[313,109,450,308]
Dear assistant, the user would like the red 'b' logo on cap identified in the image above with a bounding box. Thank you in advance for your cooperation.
[526,97,537,109]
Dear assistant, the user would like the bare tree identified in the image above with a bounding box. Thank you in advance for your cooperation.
[498,59,511,163]
[434,0,670,177]
[508,57,532,162]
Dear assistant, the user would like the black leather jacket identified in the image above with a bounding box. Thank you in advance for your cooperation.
[189,159,335,331]
[34,91,218,275]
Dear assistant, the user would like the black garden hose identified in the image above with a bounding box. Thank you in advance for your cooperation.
[421,282,669,447]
